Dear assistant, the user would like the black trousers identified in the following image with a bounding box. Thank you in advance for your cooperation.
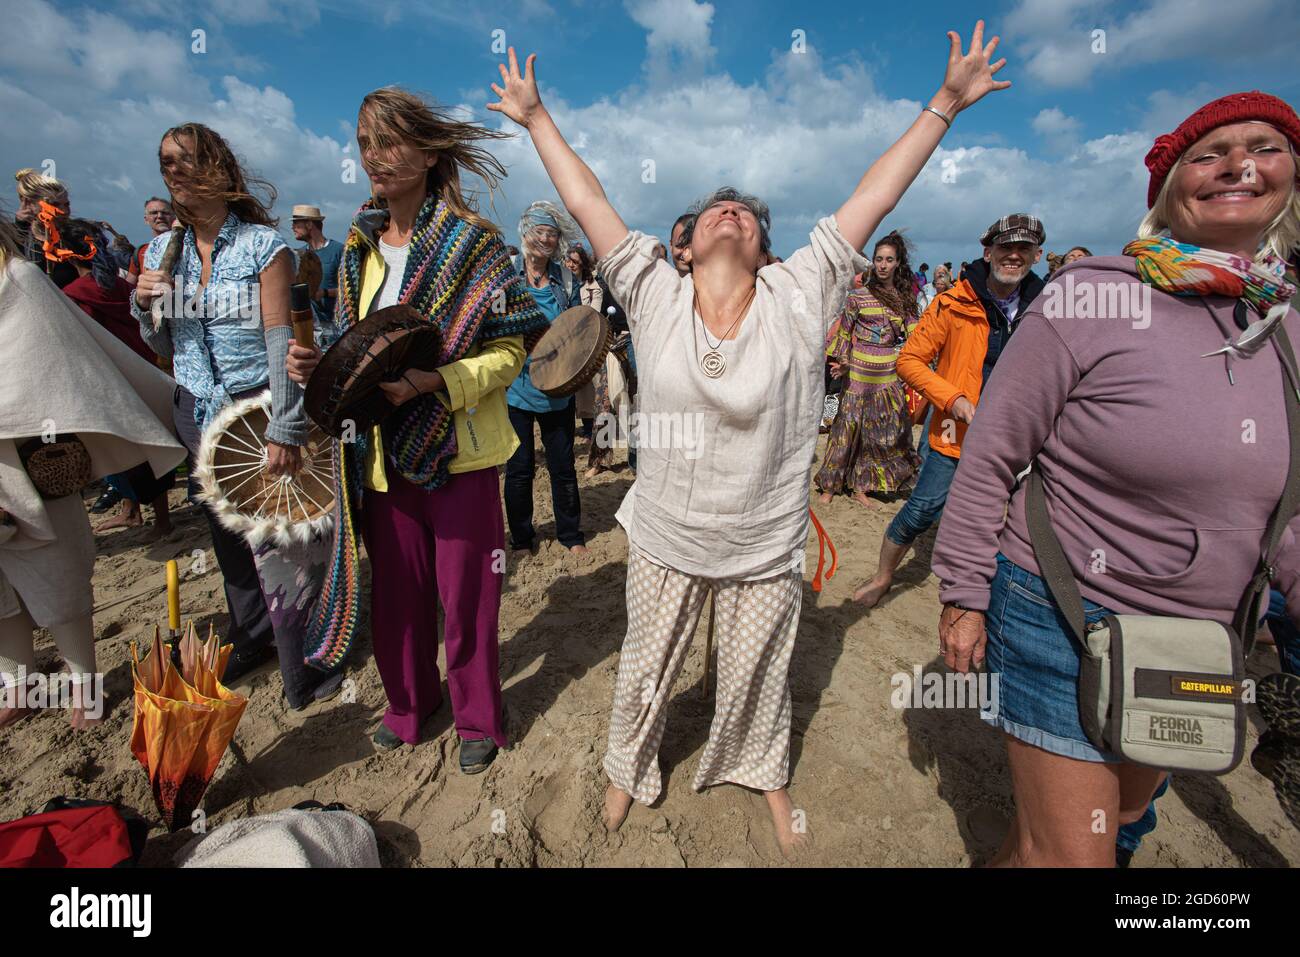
[171,390,302,681]
[504,402,584,549]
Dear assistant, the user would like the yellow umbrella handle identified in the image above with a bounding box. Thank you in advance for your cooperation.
[166,560,180,632]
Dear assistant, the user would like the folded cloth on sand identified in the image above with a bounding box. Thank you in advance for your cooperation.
[0,259,185,545]
[174,808,380,868]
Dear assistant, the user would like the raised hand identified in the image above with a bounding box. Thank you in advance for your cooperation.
[487,47,543,128]
[936,20,1010,115]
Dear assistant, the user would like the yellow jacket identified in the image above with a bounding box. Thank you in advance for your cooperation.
[355,241,525,491]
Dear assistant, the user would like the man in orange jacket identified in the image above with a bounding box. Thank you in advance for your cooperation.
[853,214,1046,607]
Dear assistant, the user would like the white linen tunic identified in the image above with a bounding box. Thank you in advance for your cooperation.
[599,217,867,580]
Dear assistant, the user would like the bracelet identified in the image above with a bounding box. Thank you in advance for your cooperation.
[923,106,952,129]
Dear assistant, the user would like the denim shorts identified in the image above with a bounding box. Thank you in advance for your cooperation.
[983,553,1120,763]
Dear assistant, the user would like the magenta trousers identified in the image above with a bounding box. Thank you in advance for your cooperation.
[361,466,507,747]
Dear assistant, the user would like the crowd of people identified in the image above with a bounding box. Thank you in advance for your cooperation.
[1,18,1299,865]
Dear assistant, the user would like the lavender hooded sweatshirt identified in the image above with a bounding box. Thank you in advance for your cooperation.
[932,255,1300,628]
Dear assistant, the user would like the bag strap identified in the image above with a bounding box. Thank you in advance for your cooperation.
[1025,322,1300,653]
[1023,469,1090,648]
[1233,324,1300,653]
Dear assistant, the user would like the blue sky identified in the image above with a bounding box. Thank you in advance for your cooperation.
[3,0,1298,270]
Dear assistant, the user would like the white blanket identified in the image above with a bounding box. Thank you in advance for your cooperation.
[0,259,185,545]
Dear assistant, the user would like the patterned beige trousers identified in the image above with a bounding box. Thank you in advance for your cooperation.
[603,547,803,804]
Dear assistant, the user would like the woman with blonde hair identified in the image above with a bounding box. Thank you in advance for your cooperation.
[0,213,185,730]
[933,92,1300,864]
[288,87,549,770]
[14,168,77,288]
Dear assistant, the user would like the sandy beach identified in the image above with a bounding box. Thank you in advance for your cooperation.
[2,431,1297,868]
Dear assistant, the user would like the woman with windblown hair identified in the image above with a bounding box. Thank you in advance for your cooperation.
[815,230,922,508]
[131,123,339,707]
[287,87,549,771]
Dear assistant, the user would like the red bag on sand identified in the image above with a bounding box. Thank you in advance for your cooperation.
[0,804,136,868]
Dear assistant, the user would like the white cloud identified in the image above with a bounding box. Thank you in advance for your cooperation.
[0,2,360,242]
[208,0,322,26]
[1005,0,1300,88]
[1032,107,1082,138]
[1139,84,1224,134]
[1032,107,1083,153]
[0,0,1162,272]
[625,0,716,83]
[486,44,1150,262]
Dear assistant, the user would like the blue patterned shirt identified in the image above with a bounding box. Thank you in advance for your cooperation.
[133,213,288,429]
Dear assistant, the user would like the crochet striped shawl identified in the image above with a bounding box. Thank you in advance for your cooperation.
[305,195,548,670]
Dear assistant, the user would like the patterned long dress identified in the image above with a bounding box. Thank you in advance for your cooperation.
[588,332,637,470]
[814,289,920,496]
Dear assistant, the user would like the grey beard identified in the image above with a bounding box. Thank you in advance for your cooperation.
[992,265,1028,287]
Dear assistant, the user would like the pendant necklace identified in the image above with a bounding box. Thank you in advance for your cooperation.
[693,285,756,378]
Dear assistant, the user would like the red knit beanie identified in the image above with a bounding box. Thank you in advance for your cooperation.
[1145,91,1300,208]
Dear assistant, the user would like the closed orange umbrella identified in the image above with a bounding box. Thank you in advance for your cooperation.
[130,622,248,831]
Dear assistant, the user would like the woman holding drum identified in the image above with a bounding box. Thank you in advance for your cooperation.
[131,123,341,707]
[488,22,1010,853]
[504,201,588,555]
[288,87,549,771]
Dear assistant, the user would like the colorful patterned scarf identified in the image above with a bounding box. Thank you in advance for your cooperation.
[304,195,549,670]
[1123,236,1296,316]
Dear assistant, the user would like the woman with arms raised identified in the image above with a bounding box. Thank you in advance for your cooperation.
[489,22,1009,854]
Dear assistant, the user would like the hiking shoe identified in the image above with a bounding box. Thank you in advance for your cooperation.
[90,487,123,513]
[312,672,346,703]
[219,644,275,685]
[1252,672,1300,831]
[459,737,498,774]
[372,724,405,752]
[287,673,346,712]
[1257,672,1300,737]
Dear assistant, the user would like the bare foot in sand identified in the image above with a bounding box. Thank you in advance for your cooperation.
[603,783,633,832]
[765,788,809,858]
[96,501,143,532]
[817,491,833,505]
[853,574,892,608]
[69,705,103,730]
[851,491,879,509]
[584,466,603,479]
[143,520,174,543]
[67,674,104,730]
[569,544,590,556]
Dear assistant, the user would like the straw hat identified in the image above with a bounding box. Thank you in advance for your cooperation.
[291,204,325,221]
